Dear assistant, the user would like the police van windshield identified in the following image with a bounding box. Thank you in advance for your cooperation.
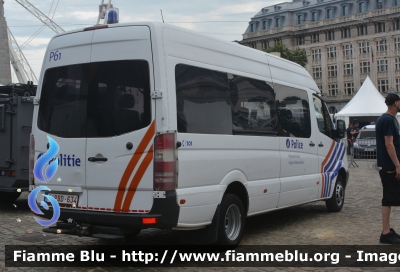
[38,60,151,138]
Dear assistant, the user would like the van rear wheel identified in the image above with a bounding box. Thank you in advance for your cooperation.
[217,194,245,245]
[325,176,345,212]
[0,192,21,203]
[124,229,141,243]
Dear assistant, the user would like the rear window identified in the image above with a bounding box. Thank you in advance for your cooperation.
[38,60,151,138]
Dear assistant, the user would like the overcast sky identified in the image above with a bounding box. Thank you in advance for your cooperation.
[5,0,281,82]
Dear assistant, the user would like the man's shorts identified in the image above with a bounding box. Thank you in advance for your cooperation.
[379,169,400,206]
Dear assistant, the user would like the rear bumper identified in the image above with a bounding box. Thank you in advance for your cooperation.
[0,187,29,193]
[39,190,180,229]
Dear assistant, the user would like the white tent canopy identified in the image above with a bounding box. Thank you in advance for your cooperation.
[335,76,399,125]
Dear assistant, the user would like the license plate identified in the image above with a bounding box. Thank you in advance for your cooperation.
[44,194,78,206]
[364,148,374,152]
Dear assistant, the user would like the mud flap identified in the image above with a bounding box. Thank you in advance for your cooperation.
[194,204,220,245]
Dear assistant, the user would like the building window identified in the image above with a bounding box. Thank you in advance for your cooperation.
[298,14,305,24]
[396,58,400,70]
[359,41,370,53]
[275,18,282,27]
[359,2,366,12]
[344,82,354,95]
[343,44,353,56]
[262,40,269,49]
[311,33,319,43]
[358,24,367,35]
[297,35,305,45]
[377,0,383,9]
[342,5,349,16]
[342,28,351,38]
[378,59,388,71]
[312,49,321,60]
[376,22,385,33]
[376,39,387,51]
[344,63,354,75]
[396,78,400,92]
[394,19,400,30]
[250,24,255,32]
[378,79,389,92]
[318,85,322,92]
[327,9,333,19]
[313,67,322,78]
[395,37,400,49]
[360,61,371,73]
[396,0,400,6]
[326,30,334,40]
[312,11,319,21]
[328,65,337,76]
[328,84,338,96]
[327,46,336,58]
[263,21,268,30]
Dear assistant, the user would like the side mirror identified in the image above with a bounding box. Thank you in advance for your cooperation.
[336,119,346,138]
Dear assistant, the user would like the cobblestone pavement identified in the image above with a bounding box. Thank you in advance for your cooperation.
[1,161,400,271]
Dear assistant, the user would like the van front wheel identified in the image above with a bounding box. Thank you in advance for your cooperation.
[217,194,245,245]
[325,176,345,212]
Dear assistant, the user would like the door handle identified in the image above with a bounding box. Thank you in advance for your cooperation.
[309,141,315,147]
[88,157,108,162]
[318,143,324,147]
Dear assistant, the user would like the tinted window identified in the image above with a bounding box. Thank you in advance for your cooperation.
[175,64,232,134]
[275,85,311,138]
[38,60,151,138]
[229,74,277,135]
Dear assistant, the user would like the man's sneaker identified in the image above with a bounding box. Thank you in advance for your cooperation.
[380,230,400,244]
[390,228,400,239]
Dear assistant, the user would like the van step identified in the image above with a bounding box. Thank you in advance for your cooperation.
[92,233,124,239]
[43,228,71,234]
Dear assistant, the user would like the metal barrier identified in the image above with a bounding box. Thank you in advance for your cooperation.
[342,138,377,167]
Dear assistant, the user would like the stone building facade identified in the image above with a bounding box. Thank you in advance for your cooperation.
[0,1,11,84]
[241,0,400,113]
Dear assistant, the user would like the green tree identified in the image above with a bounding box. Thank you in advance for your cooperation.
[263,43,308,67]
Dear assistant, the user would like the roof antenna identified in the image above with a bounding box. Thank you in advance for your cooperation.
[160,9,164,23]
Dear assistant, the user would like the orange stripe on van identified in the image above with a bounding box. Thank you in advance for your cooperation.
[113,121,155,212]
[320,141,335,198]
[121,145,154,211]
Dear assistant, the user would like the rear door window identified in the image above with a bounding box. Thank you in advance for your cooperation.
[38,60,151,138]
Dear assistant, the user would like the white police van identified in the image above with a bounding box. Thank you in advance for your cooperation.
[30,22,348,245]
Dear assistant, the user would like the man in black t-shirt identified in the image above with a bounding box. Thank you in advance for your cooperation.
[376,92,400,244]
[351,122,360,141]
[346,123,353,155]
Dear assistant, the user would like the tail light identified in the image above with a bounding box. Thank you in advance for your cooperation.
[29,133,35,186]
[154,133,177,191]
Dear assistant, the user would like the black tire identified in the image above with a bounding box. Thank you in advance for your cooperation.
[0,192,21,203]
[216,194,245,245]
[325,175,345,212]
[124,229,141,243]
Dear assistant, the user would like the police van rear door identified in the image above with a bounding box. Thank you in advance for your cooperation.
[85,26,155,213]
[35,31,93,209]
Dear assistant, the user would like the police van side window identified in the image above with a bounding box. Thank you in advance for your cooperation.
[313,96,334,138]
[229,74,278,135]
[38,60,151,138]
[175,64,232,134]
[275,85,311,138]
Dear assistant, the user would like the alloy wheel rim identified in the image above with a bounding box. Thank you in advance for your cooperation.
[335,182,344,206]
